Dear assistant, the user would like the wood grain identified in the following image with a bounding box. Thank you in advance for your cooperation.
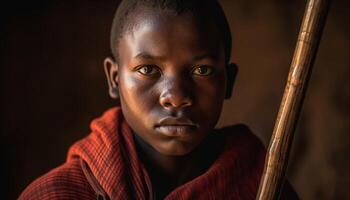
[256,0,331,199]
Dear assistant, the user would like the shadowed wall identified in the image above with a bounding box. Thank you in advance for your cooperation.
[2,0,349,199]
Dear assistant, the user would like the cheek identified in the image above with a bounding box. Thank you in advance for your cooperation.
[195,74,226,102]
[119,71,159,113]
[118,71,162,135]
[194,74,226,121]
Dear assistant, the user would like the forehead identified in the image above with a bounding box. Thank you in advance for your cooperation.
[117,9,224,65]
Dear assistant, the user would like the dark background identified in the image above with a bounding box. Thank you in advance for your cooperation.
[2,0,349,199]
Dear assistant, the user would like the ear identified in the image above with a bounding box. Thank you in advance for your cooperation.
[225,63,238,99]
[104,57,119,99]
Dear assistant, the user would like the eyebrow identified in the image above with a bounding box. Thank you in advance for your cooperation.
[134,52,219,62]
[192,53,219,62]
[134,52,166,61]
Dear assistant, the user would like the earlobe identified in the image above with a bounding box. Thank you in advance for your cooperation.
[104,57,119,99]
[225,63,238,99]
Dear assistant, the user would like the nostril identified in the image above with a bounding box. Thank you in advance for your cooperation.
[159,90,193,109]
[164,102,172,107]
[161,100,192,109]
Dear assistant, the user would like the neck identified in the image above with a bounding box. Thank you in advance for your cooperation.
[133,132,223,193]
[133,134,191,183]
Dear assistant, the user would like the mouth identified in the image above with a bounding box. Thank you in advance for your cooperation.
[155,117,198,137]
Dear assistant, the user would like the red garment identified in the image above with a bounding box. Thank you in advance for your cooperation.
[19,107,298,200]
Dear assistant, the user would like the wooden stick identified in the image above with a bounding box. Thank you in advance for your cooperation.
[256,0,331,199]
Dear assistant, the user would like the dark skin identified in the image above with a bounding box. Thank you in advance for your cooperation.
[104,9,237,199]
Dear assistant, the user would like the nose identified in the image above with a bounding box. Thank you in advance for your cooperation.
[159,80,193,110]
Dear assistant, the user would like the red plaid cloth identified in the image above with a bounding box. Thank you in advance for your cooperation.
[19,107,298,200]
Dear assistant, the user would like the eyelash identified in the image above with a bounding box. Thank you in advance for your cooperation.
[136,65,160,76]
[192,65,213,76]
[135,65,214,77]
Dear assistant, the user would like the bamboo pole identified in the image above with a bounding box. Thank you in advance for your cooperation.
[256,0,331,199]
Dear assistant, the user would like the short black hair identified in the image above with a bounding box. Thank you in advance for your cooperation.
[110,0,232,63]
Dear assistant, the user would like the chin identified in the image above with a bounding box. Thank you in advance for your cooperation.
[155,140,197,156]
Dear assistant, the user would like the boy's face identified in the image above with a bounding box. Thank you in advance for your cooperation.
[107,10,233,156]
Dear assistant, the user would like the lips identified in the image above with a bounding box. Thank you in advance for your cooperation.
[155,117,198,137]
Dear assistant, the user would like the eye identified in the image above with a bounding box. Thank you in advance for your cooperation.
[192,65,213,76]
[137,65,160,76]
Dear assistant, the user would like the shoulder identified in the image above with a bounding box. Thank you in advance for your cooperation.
[216,124,299,199]
[19,159,95,200]
[217,123,266,152]
[214,123,267,173]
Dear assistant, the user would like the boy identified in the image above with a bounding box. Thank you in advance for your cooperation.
[20,0,298,199]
